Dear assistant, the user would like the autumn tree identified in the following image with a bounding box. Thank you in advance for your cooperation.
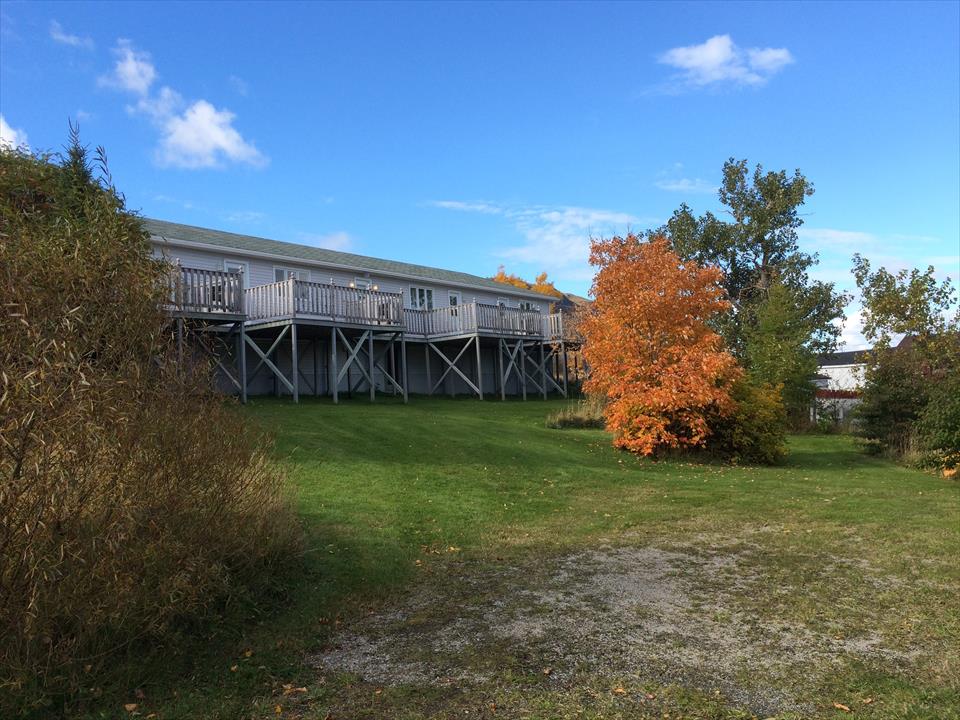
[581,234,742,456]
[655,159,848,421]
[492,265,564,299]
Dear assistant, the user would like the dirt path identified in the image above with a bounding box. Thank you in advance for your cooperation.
[310,538,932,718]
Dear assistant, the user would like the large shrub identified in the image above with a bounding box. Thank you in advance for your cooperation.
[706,380,788,465]
[581,234,741,456]
[0,139,300,713]
[916,371,960,470]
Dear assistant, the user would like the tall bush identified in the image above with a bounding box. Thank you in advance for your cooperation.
[0,137,300,713]
[580,234,742,456]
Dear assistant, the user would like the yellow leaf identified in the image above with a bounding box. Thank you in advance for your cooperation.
[612,686,627,695]
[123,704,138,713]
[833,702,851,713]
[274,704,282,715]
[230,665,238,672]
[243,649,253,658]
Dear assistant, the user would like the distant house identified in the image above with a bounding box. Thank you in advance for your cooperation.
[151,218,579,403]
[814,348,870,423]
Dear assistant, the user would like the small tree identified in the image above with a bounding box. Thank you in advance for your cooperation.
[581,234,741,456]
[852,254,960,460]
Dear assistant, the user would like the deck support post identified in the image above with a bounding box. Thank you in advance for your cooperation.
[238,324,246,404]
[176,317,184,363]
[539,341,547,400]
[519,341,527,401]
[290,322,299,403]
[389,342,397,396]
[368,331,375,402]
[561,341,568,398]
[401,336,408,403]
[330,326,338,404]
[313,338,319,396]
[475,335,483,400]
[425,343,432,396]
[498,339,505,401]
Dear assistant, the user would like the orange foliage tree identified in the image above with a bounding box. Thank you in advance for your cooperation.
[581,234,742,455]
[492,266,564,299]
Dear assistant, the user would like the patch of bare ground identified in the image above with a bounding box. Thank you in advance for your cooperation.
[311,539,938,718]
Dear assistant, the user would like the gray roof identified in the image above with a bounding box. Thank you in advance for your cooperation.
[143,218,555,299]
[819,349,870,366]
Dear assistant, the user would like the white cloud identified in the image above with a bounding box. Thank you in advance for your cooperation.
[228,75,249,96]
[49,20,94,50]
[658,34,793,89]
[655,177,716,193]
[99,39,157,95]
[299,231,354,252]
[428,200,503,214]
[0,115,28,149]
[430,199,644,281]
[157,100,266,169]
[101,40,266,169]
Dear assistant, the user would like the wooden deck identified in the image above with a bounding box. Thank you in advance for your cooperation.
[166,265,245,320]
[241,278,572,341]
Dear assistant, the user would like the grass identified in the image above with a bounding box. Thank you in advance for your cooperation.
[70,397,959,720]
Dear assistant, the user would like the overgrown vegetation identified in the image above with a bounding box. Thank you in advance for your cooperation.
[852,254,959,469]
[0,134,300,716]
[545,395,605,429]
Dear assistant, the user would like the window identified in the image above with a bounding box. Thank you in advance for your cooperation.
[519,301,537,312]
[353,277,371,290]
[274,267,309,283]
[497,297,509,308]
[410,286,434,310]
[448,291,461,307]
[224,260,249,289]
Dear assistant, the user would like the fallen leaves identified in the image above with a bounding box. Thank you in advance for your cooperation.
[833,702,851,712]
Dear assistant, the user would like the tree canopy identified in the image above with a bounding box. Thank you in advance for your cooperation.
[580,234,741,455]
[654,158,848,420]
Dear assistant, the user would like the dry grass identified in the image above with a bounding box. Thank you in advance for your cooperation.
[545,395,606,429]
[0,141,300,716]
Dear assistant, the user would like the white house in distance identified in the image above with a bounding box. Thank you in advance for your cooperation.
[149,218,576,402]
[814,348,869,423]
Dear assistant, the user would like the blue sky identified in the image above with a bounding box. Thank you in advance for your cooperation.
[2,0,958,347]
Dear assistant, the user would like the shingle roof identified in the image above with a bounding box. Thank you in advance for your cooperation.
[818,349,870,366]
[143,218,556,299]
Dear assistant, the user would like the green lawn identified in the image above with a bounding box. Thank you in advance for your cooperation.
[90,398,959,719]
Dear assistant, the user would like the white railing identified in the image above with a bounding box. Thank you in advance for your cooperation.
[543,312,564,340]
[404,304,478,338]
[245,279,403,326]
[239,283,565,340]
[476,303,543,336]
[169,265,244,315]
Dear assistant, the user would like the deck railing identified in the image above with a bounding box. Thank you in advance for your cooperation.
[246,278,403,326]
[475,303,543,336]
[238,280,566,339]
[169,265,244,316]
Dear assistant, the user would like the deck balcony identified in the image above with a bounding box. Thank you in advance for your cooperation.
[167,265,245,320]
[245,278,404,329]
[167,272,572,341]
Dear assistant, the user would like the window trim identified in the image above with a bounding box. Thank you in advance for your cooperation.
[448,290,461,307]
[223,259,250,289]
[273,266,309,283]
[409,285,434,310]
